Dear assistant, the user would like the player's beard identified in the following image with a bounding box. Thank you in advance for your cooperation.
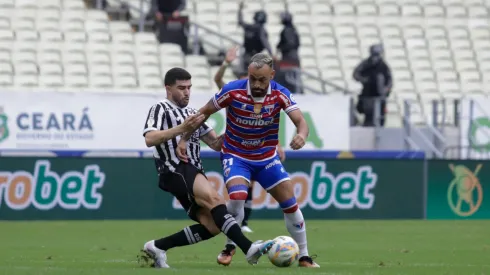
[178,97,189,108]
[251,88,267,97]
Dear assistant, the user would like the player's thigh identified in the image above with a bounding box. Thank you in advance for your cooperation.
[193,172,225,210]
[222,154,252,189]
[159,172,200,222]
[255,157,294,203]
[195,208,221,235]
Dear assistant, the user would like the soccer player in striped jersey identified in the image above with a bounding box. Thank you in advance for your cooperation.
[214,46,286,234]
[141,68,275,268]
[178,54,319,268]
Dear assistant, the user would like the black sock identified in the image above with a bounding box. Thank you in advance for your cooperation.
[210,204,252,254]
[154,224,214,251]
[242,187,253,226]
[242,207,252,226]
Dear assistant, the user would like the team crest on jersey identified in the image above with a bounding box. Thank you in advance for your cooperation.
[265,105,274,115]
[241,103,247,109]
[224,167,231,177]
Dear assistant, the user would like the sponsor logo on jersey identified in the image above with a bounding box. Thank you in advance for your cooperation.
[241,139,264,147]
[249,113,263,119]
[218,94,230,105]
[265,159,282,169]
[280,94,291,107]
[235,117,273,126]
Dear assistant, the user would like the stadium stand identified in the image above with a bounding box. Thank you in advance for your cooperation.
[0,0,489,127]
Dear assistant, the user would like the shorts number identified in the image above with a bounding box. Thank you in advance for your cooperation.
[222,158,234,169]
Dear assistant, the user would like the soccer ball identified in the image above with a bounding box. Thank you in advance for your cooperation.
[268,236,300,267]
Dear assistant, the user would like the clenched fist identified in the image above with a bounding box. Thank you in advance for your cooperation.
[290,134,306,150]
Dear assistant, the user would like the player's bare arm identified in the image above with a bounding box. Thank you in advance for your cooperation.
[287,109,309,150]
[180,100,219,141]
[177,100,220,161]
[144,113,205,147]
[201,130,224,152]
[214,46,239,90]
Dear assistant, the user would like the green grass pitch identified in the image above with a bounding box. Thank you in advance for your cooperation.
[0,220,489,275]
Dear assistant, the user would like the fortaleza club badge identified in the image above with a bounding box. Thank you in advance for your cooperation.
[447,164,483,217]
[0,106,8,143]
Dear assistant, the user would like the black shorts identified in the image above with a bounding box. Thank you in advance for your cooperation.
[158,162,206,222]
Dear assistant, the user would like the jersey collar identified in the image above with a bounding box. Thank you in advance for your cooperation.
[163,98,181,109]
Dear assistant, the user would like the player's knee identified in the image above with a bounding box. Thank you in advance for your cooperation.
[269,180,294,202]
[196,190,224,210]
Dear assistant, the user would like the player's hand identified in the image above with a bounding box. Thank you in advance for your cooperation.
[290,134,306,150]
[277,145,286,162]
[176,139,188,163]
[182,113,205,132]
[225,46,239,64]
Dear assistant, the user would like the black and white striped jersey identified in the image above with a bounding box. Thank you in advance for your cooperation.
[143,99,212,173]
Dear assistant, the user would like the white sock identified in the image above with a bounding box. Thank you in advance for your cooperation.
[225,199,245,246]
[284,209,309,257]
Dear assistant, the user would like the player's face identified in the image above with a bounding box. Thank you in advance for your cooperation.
[167,79,192,108]
[248,65,275,98]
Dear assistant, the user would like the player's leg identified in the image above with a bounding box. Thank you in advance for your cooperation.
[191,169,274,265]
[241,182,254,233]
[142,172,219,268]
[256,157,320,268]
[217,154,254,265]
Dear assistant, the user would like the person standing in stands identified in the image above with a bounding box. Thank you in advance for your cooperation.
[353,44,392,127]
[238,1,273,72]
[152,0,186,20]
[150,0,189,53]
[274,11,302,94]
[276,12,300,67]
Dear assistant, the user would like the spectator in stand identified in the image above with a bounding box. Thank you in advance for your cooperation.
[238,1,272,72]
[274,11,302,94]
[353,44,393,127]
[150,0,189,53]
[276,12,300,67]
[152,0,186,20]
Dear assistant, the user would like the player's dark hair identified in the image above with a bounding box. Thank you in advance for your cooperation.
[164,68,192,86]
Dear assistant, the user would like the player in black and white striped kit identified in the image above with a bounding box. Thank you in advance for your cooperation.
[144,96,211,174]
[141,68,275,268]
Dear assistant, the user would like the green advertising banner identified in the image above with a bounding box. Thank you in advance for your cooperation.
[427,160,490,219]
[0,157,424,220]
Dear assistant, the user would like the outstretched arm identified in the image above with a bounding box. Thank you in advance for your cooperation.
[181,100,220,140]
[214,46,239,89]
[287,109,309,150]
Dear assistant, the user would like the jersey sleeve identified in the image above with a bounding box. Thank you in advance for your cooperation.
[143,103,163,136]
[212,83,234,110]
[278,88,299,114]
[199,122,213,137]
